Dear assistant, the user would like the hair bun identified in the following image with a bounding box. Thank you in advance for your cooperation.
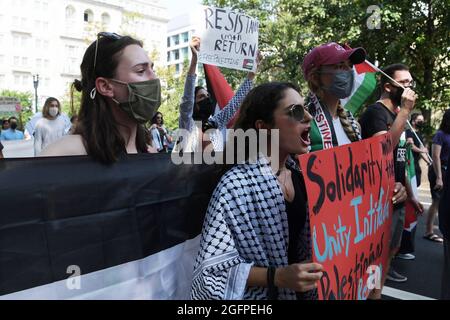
[73,79,83,92]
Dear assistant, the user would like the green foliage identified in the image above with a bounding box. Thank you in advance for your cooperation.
[0,90,33,127]
[151,50,190,131]
[203,0,450,125]
[60,84,82,117]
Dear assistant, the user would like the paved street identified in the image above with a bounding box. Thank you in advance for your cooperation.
[383,162,445,300]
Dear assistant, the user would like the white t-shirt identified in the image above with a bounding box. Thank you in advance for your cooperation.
[332,117,352,146]
[34,116,67,156]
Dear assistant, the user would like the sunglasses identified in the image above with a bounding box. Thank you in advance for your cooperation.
[93,32,122,76]
[285,104,306,121]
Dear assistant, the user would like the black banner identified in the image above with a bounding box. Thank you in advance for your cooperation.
[0,154,223,295]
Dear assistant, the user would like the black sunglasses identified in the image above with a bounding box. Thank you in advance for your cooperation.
[285,104,306,121]
[93,32,122,75]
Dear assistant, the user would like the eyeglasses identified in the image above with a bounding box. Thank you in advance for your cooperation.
[93,32,122,76]
[391,79,416,89]
[285,104,306,121]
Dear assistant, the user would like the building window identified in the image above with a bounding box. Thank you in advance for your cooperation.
[167,37,170,47]
[14,56,20,65]
[175,64,180,74]
[101,13,110,26]
[182,47,189,59]
[174,49,179,60]
[22,75,29,86]
[84,9,93,23]
[182,32,189,43]
[172,35,179,46]
[167,51,170,62]
[65,5,75,19]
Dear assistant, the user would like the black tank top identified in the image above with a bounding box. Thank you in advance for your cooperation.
[285,168,308,264]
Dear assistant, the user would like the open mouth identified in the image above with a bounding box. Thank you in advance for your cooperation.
[300,126,311,146]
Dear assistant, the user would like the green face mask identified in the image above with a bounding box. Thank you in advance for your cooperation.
[111,78,161,124]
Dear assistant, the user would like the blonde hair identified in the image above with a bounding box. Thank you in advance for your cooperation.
[306,66,359,142]
[42,97,61,119]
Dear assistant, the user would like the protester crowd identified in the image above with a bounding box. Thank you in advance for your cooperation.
[0,31,448,301]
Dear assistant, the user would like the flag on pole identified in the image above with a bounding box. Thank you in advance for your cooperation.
[340,46,378,115]
[203,64,237,128]
[400,143,419,253]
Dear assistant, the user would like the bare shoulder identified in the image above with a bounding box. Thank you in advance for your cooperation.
[39,134,88,157]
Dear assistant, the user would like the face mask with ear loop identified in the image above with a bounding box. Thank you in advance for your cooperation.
[107,78,162,124]
[320,69,355,99]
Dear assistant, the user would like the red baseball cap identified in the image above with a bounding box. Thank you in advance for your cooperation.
[302,42,366,79]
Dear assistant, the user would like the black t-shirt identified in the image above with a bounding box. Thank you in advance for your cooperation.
[0,141,3,152]
[359,102,406,189]
[406,129,424,166]
[286,168,308,265]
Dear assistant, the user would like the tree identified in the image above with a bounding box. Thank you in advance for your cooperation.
[150,50,191,131]
[60,85,81,117]
[203,0,450,132]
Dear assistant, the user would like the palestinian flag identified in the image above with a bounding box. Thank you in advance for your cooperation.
[340,59,378,115]
[400,143,419,254]
[203,64,236,128]
[0,154,222,299]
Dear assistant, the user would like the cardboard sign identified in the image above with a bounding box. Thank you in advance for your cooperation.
[299,134,395,300]
[197,6,259,72]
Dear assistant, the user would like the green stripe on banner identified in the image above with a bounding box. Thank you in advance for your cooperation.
[310,119,323,152]
[346,72,377,115]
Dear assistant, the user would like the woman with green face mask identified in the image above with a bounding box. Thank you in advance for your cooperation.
[40,33,161,163]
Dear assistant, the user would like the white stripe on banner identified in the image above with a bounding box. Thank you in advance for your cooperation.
[2,139,35,158]
[382,286,435,300]
[1,236,201,300]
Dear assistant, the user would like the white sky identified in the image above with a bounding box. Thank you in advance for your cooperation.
[166,0,203,18]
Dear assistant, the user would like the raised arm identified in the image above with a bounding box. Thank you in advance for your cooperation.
[178,37,200,131]
[210,52,262,129]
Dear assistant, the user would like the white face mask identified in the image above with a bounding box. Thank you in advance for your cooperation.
[49,107,59,117]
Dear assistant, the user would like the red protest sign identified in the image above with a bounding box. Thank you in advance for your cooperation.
[299,133,395,300]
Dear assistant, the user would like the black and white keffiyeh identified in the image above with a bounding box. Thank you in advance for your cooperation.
[190,156,313,300]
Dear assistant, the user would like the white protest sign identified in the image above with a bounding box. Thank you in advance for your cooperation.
[196,6,259,72]
[0,97,21,114]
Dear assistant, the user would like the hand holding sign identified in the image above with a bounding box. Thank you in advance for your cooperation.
[247,50,263,81]
[190,36,201,56]
[392,182,407,205]
[274,262,323,293]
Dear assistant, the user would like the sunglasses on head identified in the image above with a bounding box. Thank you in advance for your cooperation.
[285,104,306,121]
[90,32,122,99]
[93,32,122,76]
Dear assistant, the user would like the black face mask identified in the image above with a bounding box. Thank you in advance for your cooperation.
[415,121,424,128]
[193,98,215,123]
[10,123,17,130]
[389,85,404,107]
